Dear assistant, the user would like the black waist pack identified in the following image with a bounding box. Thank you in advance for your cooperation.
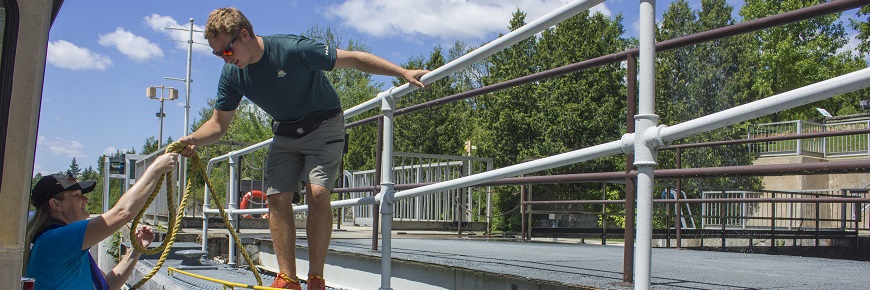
[272,108,342,138]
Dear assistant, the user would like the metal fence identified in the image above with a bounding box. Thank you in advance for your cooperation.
[133,151,179,226]
[748,120,870,157]
[701,189,868,231]
[345,152,493,225]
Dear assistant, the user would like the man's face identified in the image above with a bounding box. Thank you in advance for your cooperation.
[209,31,248,69]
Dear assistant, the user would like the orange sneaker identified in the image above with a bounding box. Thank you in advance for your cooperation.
[270,273,302,290]
[306,274,326,290]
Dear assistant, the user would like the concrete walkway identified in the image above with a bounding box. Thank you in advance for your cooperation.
[308,237,869,289]
[140,226,868,289]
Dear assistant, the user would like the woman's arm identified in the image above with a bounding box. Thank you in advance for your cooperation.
[82,153,177,250]
[105,226,154,290]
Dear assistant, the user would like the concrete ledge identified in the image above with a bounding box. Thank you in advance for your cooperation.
[256,239,589,290]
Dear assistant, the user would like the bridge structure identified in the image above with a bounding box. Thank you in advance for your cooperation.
[114,0,870,289]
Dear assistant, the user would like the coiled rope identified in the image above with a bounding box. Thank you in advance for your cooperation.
[130,142,263,288]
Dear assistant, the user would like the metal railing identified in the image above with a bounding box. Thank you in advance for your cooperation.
[701,190,860,230]
[345,152,493,224]
[183,1,870,289]
[749,120,870,157]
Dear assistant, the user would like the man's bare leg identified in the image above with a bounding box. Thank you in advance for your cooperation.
[268,192,298,278]
[306,183,333,277]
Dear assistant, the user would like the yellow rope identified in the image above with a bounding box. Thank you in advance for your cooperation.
[131,142,263,288]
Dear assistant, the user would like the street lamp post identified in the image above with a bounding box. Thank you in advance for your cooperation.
[146,85,179,147]
[164,18,198,202]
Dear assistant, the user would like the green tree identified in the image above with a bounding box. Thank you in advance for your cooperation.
[476,10,541,232]
[87,149,133,214]
[394,46,468,156]
[142,136,159,155]
[534,10,629,228]
[740,0,866,121]
[31,173,43,191]
[653,0,761,227]
[850,6,870,56]
[304,25,385,173]
[68,158,82,177]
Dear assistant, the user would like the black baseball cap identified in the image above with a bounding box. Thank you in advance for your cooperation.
[31,172,96,207]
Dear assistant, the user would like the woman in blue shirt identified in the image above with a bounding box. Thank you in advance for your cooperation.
[26,153,177,290]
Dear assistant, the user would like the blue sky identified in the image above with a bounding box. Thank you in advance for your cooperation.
[35,0,864,175]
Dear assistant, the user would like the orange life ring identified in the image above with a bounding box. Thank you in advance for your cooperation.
[239,190,268,218]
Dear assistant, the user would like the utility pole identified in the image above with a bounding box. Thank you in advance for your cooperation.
[165,18,197,200]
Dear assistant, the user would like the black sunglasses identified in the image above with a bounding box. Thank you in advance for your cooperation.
[212,35,239,57]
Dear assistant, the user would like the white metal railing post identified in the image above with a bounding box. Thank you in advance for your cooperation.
[226,155,238,268]
[202,161,216,252]
[416,166,423,220]
[378,88,398,290]
[635,0,658,289]
[822,125,827,157]
[465,159,472,222]
[742,191,747,229]
[796,121,803,155]
[486,161,493,234]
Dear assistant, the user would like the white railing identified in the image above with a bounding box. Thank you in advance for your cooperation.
[749,119,870,157]
[184,0,870,288]
[346,152,493,224]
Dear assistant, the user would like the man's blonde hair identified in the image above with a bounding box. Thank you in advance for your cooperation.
[204,7,254,39]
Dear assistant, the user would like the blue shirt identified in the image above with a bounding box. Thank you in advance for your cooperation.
[27,219,96,290]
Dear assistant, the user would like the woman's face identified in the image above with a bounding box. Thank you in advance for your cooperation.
[54,190,90,222]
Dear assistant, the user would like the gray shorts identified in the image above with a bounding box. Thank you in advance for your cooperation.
[265,114,345,197]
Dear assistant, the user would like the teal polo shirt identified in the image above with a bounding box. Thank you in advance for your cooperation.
[214,34,341,121]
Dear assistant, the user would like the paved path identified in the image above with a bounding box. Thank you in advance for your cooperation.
[151,226,869,289]
[306,236,869,289]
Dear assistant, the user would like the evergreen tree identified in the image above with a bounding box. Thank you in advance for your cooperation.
[534,10,629,228]
[142,136,159,155]
[394,46,468,156]
[304,25,385,172]
[68,158,82,177]
[31,173,43,191]
[476,10,540,232]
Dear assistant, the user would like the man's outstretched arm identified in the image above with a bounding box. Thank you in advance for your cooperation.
[334,49,429,88]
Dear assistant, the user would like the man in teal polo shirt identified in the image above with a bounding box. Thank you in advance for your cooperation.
[177,7,428,290]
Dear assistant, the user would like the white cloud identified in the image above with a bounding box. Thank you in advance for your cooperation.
[589,3,611,18]
[102,146,129,156]
[102,146,117,155]
[32,163,51,176]
[144,14,212,56]
[37,136,86,159]
[98,28,163,62]
[324,0,611,42]
[839,33,864,57]
[46,40,112,70]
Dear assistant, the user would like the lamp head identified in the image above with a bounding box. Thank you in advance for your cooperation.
[146,86,157,99]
